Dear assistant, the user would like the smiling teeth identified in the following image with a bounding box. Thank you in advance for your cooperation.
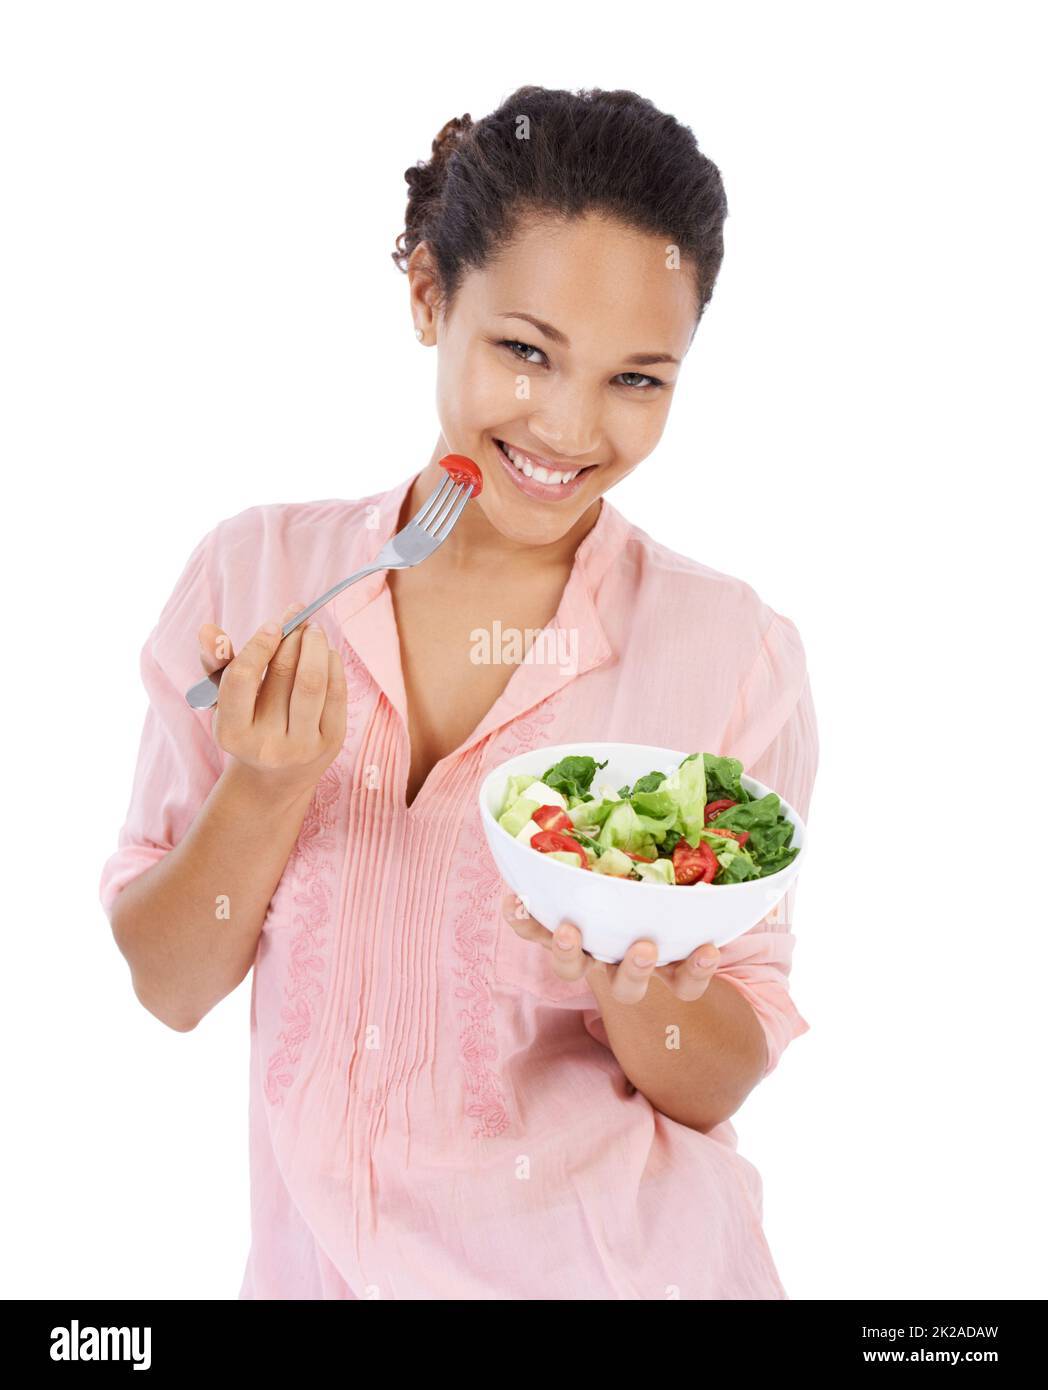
[500,442,579,484]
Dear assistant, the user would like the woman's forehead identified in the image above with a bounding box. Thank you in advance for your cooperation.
[460,215,697,356]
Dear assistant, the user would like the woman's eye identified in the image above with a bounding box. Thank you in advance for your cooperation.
[499,339,547,366]
[496,339,665,390]
[617,371,664,390]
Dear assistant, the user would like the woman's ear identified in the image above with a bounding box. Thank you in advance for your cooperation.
[406,241,442,345]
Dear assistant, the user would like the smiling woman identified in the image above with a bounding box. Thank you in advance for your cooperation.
[389,86,724,551]
[101,85,818,1303]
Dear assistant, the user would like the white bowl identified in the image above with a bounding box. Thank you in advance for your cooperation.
[478,741,807,966]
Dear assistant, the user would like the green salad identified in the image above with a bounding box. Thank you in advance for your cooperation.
[496,752,800,885]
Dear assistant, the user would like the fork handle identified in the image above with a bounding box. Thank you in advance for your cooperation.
[184,560,387,710]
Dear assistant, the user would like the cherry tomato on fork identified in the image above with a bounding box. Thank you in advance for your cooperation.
[440,454,483,495]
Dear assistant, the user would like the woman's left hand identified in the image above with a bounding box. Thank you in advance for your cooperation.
[500,892,720,1004]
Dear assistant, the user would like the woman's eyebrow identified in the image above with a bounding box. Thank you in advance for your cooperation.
[498,311,569,344]
[497,311,679,366]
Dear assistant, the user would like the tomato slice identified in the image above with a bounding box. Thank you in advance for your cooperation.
[671,840,703,884]
[704,799,737,824]
[624,850,656,863]
[530,829,588,868]
[672,838,719,884]
[532,804,573,834]
[695,841,718,882]
[440,454,483,496]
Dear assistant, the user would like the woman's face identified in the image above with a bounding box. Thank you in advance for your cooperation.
[409,212,698,546]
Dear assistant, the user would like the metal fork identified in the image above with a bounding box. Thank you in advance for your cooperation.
[184,472,475,710]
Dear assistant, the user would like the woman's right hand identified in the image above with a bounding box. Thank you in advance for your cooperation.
[197,602,348,800]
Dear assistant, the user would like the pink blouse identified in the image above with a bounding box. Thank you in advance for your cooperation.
[99,467,818,1300]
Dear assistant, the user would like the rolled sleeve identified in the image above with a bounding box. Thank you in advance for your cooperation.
[99,529,224,921]
[713,610,819,1077]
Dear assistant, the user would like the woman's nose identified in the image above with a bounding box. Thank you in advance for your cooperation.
[529,389,602,460]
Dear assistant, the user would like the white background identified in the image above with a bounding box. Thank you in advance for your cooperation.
[2,1,1044,1300]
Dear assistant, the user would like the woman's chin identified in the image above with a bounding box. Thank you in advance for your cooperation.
[480,493,584,546]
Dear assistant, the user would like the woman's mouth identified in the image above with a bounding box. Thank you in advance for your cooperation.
[493,439,597,501]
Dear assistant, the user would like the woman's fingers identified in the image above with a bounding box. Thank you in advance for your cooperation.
[205,604,346,796]
[497,894,718,1002]
[605,939,660,1003]
[499,894,592,981]
[501,893,550,945]
[662,943,720,1002]
[214,616,292,739]
[254,603,306,727]
[287,623,332,739]
[548,920,591,981]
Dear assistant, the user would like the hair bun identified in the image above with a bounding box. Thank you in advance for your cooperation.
[431,113,473,166]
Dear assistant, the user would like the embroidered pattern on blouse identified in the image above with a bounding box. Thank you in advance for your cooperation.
[263,641,373,1107]
[450,806,511,1139]
[450,700,566,1138]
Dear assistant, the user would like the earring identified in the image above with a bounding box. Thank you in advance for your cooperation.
[415,328,424,341]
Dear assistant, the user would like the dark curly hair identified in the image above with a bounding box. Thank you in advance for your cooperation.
[392,86,728,325]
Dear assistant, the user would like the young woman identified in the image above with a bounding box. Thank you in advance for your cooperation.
[100,86,818,1300]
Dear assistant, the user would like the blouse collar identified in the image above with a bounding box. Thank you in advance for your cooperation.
[332,468,633,766]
